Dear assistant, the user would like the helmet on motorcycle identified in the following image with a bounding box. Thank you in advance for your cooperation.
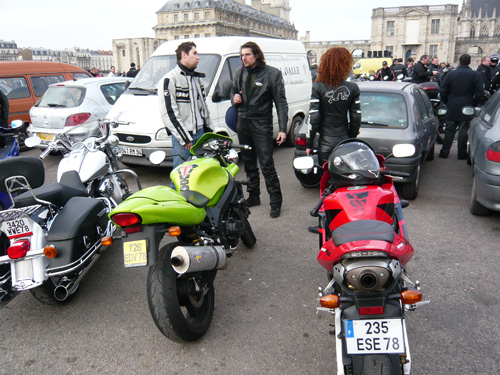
[328,140,380,187]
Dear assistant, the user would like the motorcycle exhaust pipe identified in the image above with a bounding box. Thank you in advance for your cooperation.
[171,245,227,274]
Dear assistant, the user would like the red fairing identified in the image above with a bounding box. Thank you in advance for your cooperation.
[317,234,414,270]
[324,185,395,229]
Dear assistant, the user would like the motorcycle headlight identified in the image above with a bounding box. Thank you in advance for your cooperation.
[224,149,239,164]
[156,128,170,140]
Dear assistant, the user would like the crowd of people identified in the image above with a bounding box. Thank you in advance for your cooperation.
[88,63,140,78]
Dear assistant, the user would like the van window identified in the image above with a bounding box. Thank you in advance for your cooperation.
[130,54,221,92]
[73,73,91,80]
[100,82,127,105]
[36,86,85,108]
[360,92,408,128]
[1,77,30,99]
[214,56,241,101]
[31,75,65,97]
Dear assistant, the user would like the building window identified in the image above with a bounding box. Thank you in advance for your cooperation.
[174,14,178,23]
[386,21,395,36]
[431,19,440,34]
[174,36,180,40]
[122,50,125,57]
[385,46,394,57]
[195,34,200,38]
[205,11,210,20]
[184,35,189,39]
[184,13,188,22]
[470,26,475,38]
[480,25,489,38]
[194,12,199,21]
[205,33,210,37]
[429,45,438,57]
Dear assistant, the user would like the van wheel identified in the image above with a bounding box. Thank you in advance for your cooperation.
[285,116,303,147]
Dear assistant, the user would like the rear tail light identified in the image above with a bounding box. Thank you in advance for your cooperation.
[65,113,91,126]
[295,136,307,147]
[486,141,500,163]
[111,213,142,227]
[7,240,31,259]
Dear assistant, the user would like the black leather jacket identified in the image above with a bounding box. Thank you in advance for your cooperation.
[230,65,288,132]
[306,80,361,149]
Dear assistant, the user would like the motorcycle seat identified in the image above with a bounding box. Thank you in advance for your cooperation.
[13,170,88,208]
[332,219,394,246]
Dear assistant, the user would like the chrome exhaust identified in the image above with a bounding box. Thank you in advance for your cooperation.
[171,245,227,274]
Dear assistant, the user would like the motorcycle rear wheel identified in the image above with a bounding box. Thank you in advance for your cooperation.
[241,216,256,248]
[349,354,403,375]
[147,242,215,342]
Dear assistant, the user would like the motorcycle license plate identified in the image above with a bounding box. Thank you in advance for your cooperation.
[38,133,54,141]
[344,318,406,355]
[1,218,33,239]
[123,239,147,268]
[119,146,143,157]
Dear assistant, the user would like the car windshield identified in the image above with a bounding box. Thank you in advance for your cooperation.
[360,92,408,128]
[129,54,221,92]
[36,86,85,108]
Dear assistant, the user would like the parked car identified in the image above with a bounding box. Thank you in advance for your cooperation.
[0,61,91,149]
[294,81,438,200]
[28,77,132,148]
[467,91,500,215]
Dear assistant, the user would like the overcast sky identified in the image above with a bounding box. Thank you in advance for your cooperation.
[0,0,463,50]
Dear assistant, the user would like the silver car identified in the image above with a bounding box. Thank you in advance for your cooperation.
[28,77,132,147]
[468,91,500,215]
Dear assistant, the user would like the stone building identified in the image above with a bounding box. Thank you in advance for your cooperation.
[112,0,297,73]
[370,4,459,65]
[455,0,500,64]
[0,40,19,61]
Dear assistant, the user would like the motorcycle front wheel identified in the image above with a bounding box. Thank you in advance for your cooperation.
[147,242,215,342]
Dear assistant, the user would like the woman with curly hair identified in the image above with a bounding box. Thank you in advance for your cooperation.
[306,47,361,166]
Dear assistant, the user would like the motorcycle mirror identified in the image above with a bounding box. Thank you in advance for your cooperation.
[437,108,447,116]
[293,156,314,172]
[392,144,415,158]
[149,150,166,165]
[24,136,42,148]
[462,106,476,116]
[10,120,23,129]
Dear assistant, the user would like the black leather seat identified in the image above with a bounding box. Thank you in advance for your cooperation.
[332,220,395,246]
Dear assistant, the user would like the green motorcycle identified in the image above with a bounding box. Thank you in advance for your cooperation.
[108,133,256,342]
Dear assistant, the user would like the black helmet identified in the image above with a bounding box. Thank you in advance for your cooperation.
[328,140,381,187]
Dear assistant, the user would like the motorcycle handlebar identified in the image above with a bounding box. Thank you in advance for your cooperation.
[231,143,252,150]
[310,185,334,217]
[385,170,410,178]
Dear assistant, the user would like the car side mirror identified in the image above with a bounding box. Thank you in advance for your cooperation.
[124,81,131,90]
[212,91,221,103]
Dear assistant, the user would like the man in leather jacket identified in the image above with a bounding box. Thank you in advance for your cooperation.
[375,61,394,81]
[392,58,408,80]
[439,54,483,160]
[412,55,438,84]
[230,41,288,218]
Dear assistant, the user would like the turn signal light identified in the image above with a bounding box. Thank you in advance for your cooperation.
[111,213,142,227]
[101,237,113,246]
[43,245,57,259]
[168,226,181,237]
[7,240,30,259]
[320,294,340,309]
[401,290,422,304]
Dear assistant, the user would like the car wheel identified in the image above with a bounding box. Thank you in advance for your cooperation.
[400,163,420,200]
[285,116,303,147]
[470,176,490,216]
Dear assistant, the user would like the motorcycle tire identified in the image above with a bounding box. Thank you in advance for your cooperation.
[147,242,215,342]
[241,216,256,248]
[350,354,403,375]
[30,277,78,305]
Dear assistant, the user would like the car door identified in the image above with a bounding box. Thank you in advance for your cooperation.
[413,88,437,156]
[469,93,500,164]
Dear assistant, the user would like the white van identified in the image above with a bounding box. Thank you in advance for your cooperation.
[107,36,312,166]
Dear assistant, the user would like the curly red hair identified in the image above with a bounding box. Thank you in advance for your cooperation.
[316,47,353,87]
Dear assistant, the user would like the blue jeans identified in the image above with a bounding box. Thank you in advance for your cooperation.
[171,128,204,188]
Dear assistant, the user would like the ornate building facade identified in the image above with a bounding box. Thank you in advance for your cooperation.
[0,40,19,61]
[112,0,297,73]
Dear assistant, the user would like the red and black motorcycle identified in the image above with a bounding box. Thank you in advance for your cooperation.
[294,139,428,375]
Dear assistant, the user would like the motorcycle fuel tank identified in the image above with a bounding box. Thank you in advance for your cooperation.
[170,158,229,207]
[57,148,109,184]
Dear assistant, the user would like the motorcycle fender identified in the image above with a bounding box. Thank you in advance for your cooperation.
[46,197,108,268]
